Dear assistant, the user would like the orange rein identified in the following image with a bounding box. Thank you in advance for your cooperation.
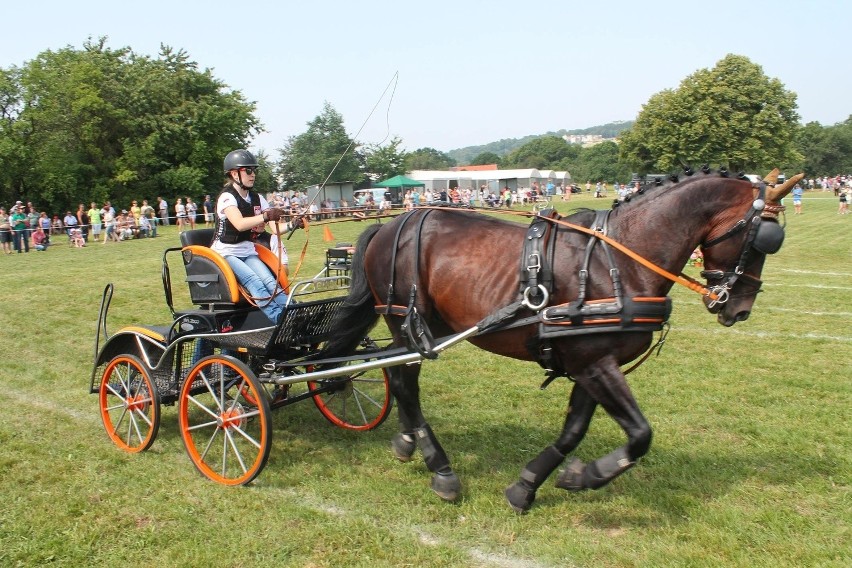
[389,205,718,302]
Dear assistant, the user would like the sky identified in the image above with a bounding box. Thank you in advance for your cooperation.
[4,0,849,156]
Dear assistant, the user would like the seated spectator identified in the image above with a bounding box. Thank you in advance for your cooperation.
[32,226,49,251]
[138,214,151,238]
[70,227,86,247]
[51,215,64,235]
[118,211,135,240]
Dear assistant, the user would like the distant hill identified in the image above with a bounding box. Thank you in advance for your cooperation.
[446,120,634,164]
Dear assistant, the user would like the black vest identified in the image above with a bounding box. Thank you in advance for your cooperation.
[214,186,262,244]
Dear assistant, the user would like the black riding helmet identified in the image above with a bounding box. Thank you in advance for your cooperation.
[223,149,259,174]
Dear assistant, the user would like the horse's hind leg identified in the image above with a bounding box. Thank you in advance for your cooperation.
[554,355,652,492]
[388,364,462,501]
[504,383,597,513]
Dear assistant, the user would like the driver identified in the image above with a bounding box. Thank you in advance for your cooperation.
[211,149,302,323]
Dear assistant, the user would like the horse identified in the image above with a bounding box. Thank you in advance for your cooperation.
[319,169,802,513]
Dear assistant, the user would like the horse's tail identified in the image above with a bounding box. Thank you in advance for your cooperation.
[319,223,383,360]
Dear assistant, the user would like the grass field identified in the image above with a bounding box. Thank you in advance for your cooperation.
[0,191,849,567]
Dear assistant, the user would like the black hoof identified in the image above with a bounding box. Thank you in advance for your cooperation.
[555,457,586,492]
[504,482,534,514]
[391,433,416,462]
[431,472,461,502]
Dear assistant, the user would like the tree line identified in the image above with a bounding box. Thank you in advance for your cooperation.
[1,43,849,214]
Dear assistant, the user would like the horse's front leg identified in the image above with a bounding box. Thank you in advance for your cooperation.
[504,383,597,513]
[388,364,462,501]
[555,355,652,492]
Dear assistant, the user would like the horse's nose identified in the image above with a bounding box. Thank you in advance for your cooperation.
[718,310,750,327]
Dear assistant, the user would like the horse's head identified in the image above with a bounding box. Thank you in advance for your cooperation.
[700,171,804,326]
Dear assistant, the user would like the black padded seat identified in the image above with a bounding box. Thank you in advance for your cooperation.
[180,228,215,247]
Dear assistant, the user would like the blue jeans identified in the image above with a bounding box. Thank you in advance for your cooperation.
[225,254,289,323]
[12,229,29,252]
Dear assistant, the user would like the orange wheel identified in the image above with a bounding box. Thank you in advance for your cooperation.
[99,355,160,453]
[307,358,393,431]
[178,355,271,486]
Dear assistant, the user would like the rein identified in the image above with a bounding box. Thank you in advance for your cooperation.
[409,205,719,301]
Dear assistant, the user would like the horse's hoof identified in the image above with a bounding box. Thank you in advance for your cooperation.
[431,472,461,502]
[555,457,586,492]
[504,482,534,514]
[391,433,416,462]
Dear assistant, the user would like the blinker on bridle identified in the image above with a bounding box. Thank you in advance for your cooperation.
[699,182,786,307]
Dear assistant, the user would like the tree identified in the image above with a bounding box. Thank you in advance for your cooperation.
[502,136,578,169]
[362,136,407,181]
[619,54,802,174]
[0,38,260,212]
[403,147,456,171]
[469,151,502,167]
[568,141,631,185]
[796,117,852,176]
[277,102,363,190]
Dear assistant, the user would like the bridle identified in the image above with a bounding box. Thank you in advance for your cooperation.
[699,181,785,308]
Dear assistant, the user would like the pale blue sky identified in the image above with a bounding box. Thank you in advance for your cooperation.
[4,0,848,155]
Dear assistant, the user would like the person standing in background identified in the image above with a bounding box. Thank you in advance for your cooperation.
[88,202,102,242]
[158,196,169,225]
[11,204,29,253]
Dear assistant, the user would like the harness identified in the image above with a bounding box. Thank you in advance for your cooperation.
[375,208,672,378]
[518,209,671,379]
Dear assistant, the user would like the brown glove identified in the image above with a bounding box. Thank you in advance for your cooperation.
[290,216,305,230]
[262,208,283,222]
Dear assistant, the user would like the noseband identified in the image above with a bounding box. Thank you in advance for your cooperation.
[699,182,785,308]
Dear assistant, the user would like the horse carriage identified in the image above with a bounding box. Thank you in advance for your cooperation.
[89,228,406,485]
[91,168,802,511]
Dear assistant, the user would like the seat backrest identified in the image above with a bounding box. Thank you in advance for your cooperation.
[182,245,243,305]
[327,248,351,260]
[180,228,215,247]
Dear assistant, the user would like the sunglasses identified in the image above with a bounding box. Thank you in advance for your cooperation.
[240,167,258,175]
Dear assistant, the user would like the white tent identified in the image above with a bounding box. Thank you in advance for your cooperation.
[408,169,545,193]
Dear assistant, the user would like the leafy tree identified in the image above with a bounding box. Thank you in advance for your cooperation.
[568,141,630,185]
[469,151,502,166]
[403,147,456,171]
[796,117,852,176]
[620,54,802,174]
[252,149,278,194]
[277,102,363,190]
[0,38,260,212]
[362,136,407,181]
[502,136,578,169]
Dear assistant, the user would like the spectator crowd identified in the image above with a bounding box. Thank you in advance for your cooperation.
[4,174,850,255]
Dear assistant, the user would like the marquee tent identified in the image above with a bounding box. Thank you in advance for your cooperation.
[374,175,426,188]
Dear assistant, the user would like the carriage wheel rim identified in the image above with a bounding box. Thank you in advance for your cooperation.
[308,364,392,431]
[178,355,271,486]
[99,355,159,453]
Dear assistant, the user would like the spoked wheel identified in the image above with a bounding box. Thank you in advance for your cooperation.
[178,355,272,486]
[99,355,160,453]
[307,351,393,431]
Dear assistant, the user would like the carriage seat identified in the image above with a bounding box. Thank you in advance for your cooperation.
[180,229,289,308]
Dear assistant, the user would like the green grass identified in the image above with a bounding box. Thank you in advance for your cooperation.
[0,193,849,567]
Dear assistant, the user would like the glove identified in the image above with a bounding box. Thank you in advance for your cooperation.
[290,216,305,230]
[262,208,283,222]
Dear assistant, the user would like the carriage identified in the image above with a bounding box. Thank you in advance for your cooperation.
[90,168,802,510]
[89,228,409,485]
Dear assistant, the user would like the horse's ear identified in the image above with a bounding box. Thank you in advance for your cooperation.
[762,168,780,184]
[766,173,805,204]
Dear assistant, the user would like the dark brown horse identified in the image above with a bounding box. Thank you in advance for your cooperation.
[320,170,801,512]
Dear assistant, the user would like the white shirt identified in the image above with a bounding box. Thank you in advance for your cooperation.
[211,190,270,257]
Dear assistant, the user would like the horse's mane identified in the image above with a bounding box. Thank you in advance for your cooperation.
[608,168,748,215]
